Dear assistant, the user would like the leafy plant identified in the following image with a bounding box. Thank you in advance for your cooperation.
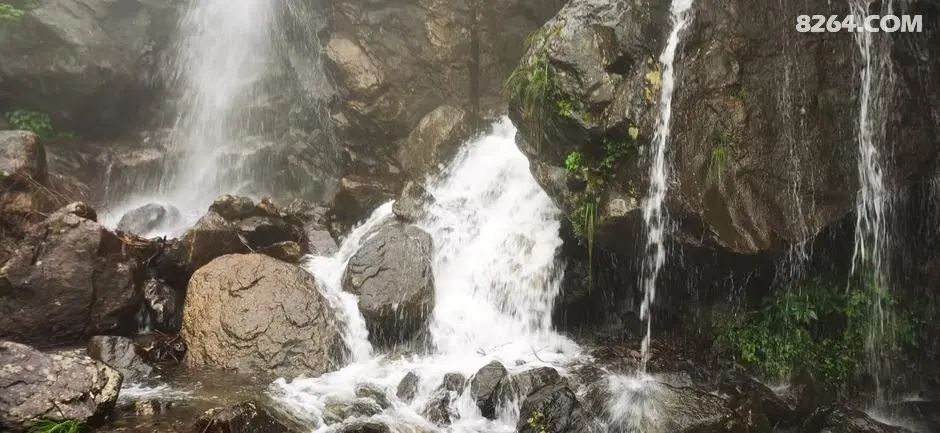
[709,130,734,181]
[556,99,575,118]
[644,62,663,103]
[527,410,549,433]
[29,419,86,433]
[718,277,918,389]
[0,3,25,23]
[601,137,630,173]
[565,151,584,174]
[6,109,55,138]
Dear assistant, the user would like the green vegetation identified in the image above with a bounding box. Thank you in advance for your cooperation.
[565,150,584,174]
[709,130,734,181]
[5,109,74,139]
[719,277,918,389]
[526,410,549,433]
[505,55,555,126]
[29,420,87,433]
[0,3,25,24]
[644,61,663,104]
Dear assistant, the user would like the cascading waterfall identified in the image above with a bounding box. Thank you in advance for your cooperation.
[273,119,580,432]
[638,0,695,373]
[848,0,895,400]
[161,0,276,214]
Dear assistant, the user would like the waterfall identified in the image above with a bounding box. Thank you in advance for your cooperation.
[273,118,581,432]
[849,0,895,401]
[638,0,695,372]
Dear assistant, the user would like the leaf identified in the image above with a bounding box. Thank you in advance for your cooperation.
[628,126,639,141]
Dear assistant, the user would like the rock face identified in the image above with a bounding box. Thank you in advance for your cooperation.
[0,131,46,183]
[342,221,434,344]
[181,254,345,377]
[507,0,940,255]
[517,384,597,433]
[497,366,565,405]
[801,405,908,433]
[0,341,122,431]
[0,0,179,134]
[398,105,472,177]
[0,203,142,346]
[193,401,304,433]
[86,336,153,382]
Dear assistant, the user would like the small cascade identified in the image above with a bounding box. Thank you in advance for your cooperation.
[273,119,581,431]
[638,0,696,372]
[848,0,896,401]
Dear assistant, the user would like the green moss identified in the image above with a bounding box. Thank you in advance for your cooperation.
[709,130,734,181]
[5,109,74,139]
[526,410,550,433]
[718,277,918,389]
[29,420,86,433]
[565,151,584,174]
[644,61,663,104]
[0,3,25,23]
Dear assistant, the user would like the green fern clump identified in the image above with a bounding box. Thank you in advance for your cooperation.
[29,419,87,433]
[0,3,25,23]
[565,151,584,174]
[709,130,734,181]
[6,109,55,138]
[505,55,555,124]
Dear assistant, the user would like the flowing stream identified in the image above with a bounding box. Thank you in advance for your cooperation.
[273,119,582,432]
[637,0,695,372]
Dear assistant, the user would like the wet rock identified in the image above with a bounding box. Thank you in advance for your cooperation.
[517,384,598,433]
[392,181,434,223]
[116,203,181,236]
[497,366,565,404]
[801,405,909,433]
[330,176,396,233]
[469,361,509,419]
[398,105,471,177]
[283,199,338,256]
[193,401,304,433]
[718,371,793,426]
[118,399,174,417]
[258,241,304,263]
[440,372,466,394]
[86,336,153,382]
[337,420,392,433]
[176,196,308,272]
[181,254,344,377]
[783,368,836,420]
[142,278,183,333]
[397,372,420,402]
[342,221,434,344]
[135,332,187,366]
[0,131,46,184]
[0,203,142,346]
[322,398,383,425]
[0,341,122,431]
[355,383,392,409]
[423,391,455,426]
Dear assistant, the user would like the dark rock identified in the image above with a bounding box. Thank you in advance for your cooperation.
[322,398,383,425]
[469,361,508,419]
[0,203,142,346]
[116,203,181,236]
[397,372,420,402]
[193,401,304,433]
[718,371,793,426]
[181,254,344,377]
[283,199,338,256]
[0,341,122,431]
[783,368,836,420]
[423,391,455,426]
[258,241,304,263]
[441,372,466,394]
[342,221,434,344]
[210,195,259,220]
[142,278,183,333]
[497,366,565,405]
[355,383,392,409]
[0,131,46,184]
[398,105,471,177]
[801,405,909,433]
[86,336,153,382]
[330,176,396,232]
[517,384,598,433]
[393,180,434,223]
[336,420,392,433]
[307,229,339,256]
[179,211,248,271]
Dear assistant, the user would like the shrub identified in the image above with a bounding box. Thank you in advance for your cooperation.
[5,109,66,139]
[565,151,584,174]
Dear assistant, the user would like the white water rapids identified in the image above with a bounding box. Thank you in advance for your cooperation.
[273,119,582,432]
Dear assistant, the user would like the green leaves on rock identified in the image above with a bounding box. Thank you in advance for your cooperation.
[5,109,74,139]
[0,3,25,24]
[29,419,87,433]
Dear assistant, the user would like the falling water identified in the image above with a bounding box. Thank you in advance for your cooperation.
[849,0,895,401]
[638,0,695,372]
[273,119,581,432]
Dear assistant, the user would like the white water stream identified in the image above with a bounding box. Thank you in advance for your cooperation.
[273,119,582,432]
[637,0,695,372]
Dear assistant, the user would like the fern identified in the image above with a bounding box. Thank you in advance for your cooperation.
[29,420,86,433]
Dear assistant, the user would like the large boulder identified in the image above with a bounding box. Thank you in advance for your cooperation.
[0,203,142,346]
[801,405,909,433]
[517,383,598,433]
[398,105,472,177]
[0,341,122,431]
[116,203,181,236]
[342,221,434,344]
[181,254,345,377]
[507,0,940,255]
[496,366,566,405]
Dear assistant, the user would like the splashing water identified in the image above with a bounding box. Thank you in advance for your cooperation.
[272,119,581,431]
[638,0,696,373]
